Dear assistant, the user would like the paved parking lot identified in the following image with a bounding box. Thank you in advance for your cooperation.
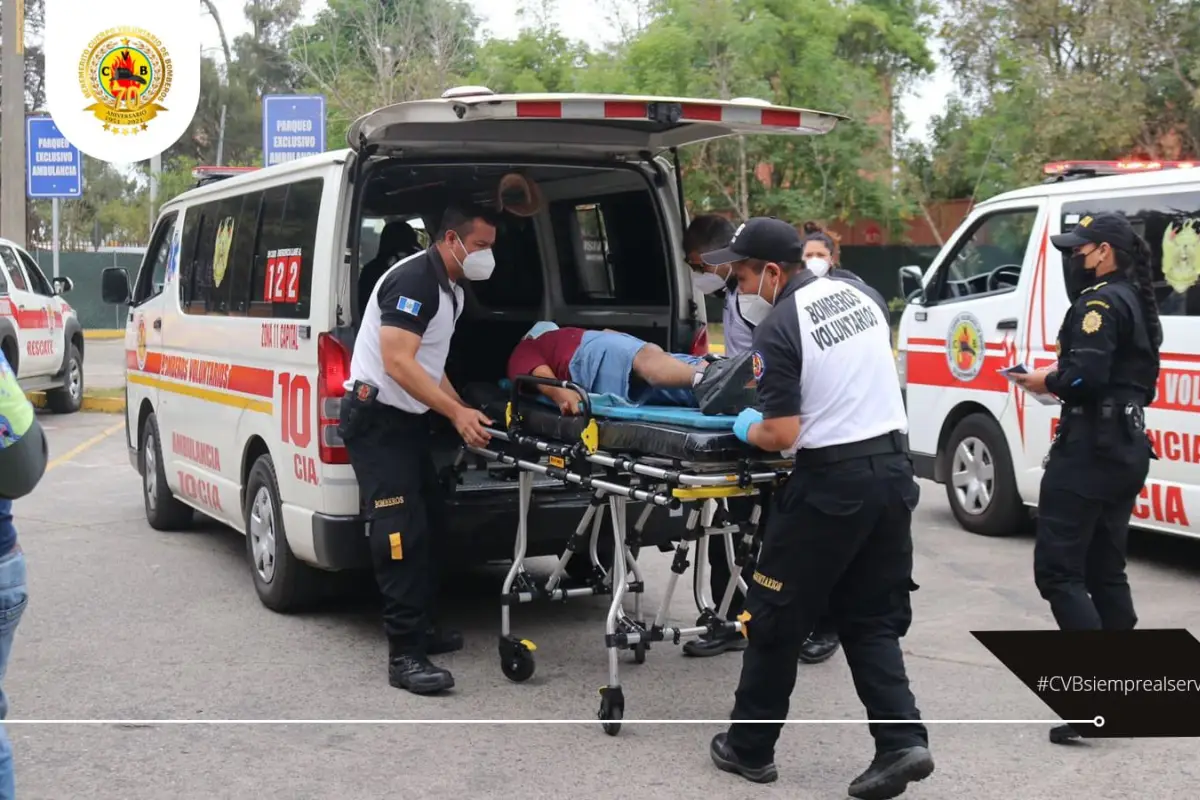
[7,413,1200,799]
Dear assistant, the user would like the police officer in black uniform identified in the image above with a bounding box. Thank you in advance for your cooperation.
[700,218,933,799]
[340,204,499,695]
[1011,212,1161,744]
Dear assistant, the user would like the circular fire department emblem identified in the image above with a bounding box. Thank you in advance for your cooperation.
[135,318,148,371]
[751,351,765,381]
[946,311,985,382]
[79,28,173,136]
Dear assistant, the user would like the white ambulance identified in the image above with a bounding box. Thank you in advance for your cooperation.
[100,88,845,612]
[0,236,84,412]
[897,160,1200,540]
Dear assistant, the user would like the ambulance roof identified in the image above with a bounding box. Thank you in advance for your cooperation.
[978,163,1200,209]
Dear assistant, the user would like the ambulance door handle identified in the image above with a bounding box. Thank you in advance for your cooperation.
[153,319,162,331]
[997,318,1017,330]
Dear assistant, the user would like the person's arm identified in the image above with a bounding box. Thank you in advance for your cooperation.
[0,352,47,500]
[507,338,581,414]
[1017,295,1120,404]
[376,266,491,445]
[740,311,803,452]
[440,375,467,408]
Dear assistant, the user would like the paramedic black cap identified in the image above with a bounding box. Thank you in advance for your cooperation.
[700,216,804,266]
[1050,212,1137,253]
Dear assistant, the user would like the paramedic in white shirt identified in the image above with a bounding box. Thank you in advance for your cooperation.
[340,204,497,696]
[700,217,933,800]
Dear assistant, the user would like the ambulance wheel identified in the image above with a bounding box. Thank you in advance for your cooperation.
[140,413,194,531]
[244,455,321,613]
[46,344,83,414]
[944,413,1023,537]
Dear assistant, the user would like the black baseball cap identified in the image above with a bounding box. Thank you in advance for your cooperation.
[700,217,804,266]
[1050,212,1136,252]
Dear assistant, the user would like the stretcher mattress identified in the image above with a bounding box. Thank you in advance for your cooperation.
[477,389,761,464]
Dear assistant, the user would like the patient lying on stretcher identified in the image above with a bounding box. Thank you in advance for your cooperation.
[505,322,754,415]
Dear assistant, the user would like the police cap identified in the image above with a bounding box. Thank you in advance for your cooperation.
[700,217,804,266]
[1050,212,1136,253]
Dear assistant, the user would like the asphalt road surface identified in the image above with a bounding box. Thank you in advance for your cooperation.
[7,413,1200,799]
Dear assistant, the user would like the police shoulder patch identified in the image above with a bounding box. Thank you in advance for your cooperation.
[751,350,765,381]
[396,296,422,316]
[1081,309,1103,334]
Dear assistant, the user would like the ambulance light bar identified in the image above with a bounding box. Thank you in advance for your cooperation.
[191,166,260,186]
[1043,160,1198,179]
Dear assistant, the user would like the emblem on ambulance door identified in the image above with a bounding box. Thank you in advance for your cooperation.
[79,29,172,136]
[212,217,235,287]
[136,317,148,371]
[946,311,985,382]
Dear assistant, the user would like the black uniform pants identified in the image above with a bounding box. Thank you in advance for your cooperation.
[1034,423,1148,632]
[706,507,837,639]
[727,453,927,764]
[339,396,448,655]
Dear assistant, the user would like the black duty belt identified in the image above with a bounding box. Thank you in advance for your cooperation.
[793,430,907,468]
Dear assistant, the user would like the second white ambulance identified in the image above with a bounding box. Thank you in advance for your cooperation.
[897,160,1200,540]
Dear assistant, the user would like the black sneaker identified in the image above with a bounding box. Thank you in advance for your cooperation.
[683,629,748,657]
[709,733,778,784]
[426,627,464,656]
[798,633,841,664]
[847,746,935,800]
[388,654,455,695]
[1050,724,1082,744]
[693,351,757,415]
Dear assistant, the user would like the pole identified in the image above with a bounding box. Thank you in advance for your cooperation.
[51,198,60,279]
[149,153,161,236]
[1,0,27,248]
[216,104,227,166]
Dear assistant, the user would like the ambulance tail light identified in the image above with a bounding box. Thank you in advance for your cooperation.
[317,333,351,465]
[691,324,710,356]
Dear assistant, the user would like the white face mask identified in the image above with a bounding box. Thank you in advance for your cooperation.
[736,268,779,326]
[693,271,728,295]
[805,257,831,277]
[453,235,495,281]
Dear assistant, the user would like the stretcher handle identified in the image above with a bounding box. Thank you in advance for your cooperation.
[511,374,593,426]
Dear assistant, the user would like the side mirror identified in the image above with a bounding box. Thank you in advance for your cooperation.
[898,265,925,304]
[52,276,74,295]
[101,267,131,305]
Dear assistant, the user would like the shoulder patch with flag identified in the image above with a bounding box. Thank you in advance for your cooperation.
[396,296,422,316]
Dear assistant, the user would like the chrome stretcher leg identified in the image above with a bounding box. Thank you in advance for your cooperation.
[546,492,602,594]
[599,495,629,735]
[499,470,537,683]
[692,499,720,615]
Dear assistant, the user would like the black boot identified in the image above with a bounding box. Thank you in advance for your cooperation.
[709,733,778,784]
[683,628,747,657]
[847,746,935,800]
[1050,724,1082,744]
[389,653,454,694]
[798,632,841,664]
[426,626,464,655]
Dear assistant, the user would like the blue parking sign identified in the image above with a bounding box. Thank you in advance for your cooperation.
[26,117,82,199]
[262,95,326,167]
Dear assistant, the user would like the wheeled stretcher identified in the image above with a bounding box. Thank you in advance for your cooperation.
[454,376,789,735]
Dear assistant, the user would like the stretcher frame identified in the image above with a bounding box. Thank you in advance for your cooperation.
[457,376,788,735]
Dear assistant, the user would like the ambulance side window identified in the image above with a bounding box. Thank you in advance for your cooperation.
[133,213,178,305]
[251,178,322,320]
[1062,193,1200,316]
[932,208,1037,303]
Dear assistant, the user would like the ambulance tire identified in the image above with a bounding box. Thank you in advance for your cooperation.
[244,455,322,613]
[141,413,194,531]
[46,344,83,414]
[944,413,1024,537]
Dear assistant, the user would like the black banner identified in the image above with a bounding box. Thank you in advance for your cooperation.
[971,629,1200,738]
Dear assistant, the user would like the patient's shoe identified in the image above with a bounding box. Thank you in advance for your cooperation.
[694,351,757,415]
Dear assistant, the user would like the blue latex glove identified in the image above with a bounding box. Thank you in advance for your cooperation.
[733,408,763,444]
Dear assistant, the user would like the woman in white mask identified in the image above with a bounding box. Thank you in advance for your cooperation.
[801,221,863,284]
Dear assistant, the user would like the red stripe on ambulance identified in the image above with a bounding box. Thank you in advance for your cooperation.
[127,350,274,398]
[1155,368,1200,412]
[904,349,1011,393]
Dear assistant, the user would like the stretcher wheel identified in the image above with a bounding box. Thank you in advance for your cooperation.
[598,686,625,736]
[632,641,647,664]
[498,636,537,683]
